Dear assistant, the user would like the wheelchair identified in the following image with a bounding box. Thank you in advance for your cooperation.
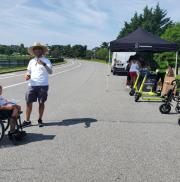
[159,80,180,114]
[0,110,26,144]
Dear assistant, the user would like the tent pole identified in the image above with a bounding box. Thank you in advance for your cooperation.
[175,51,178,76]
[106,46,111,91]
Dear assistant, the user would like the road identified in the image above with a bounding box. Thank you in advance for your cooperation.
[0,59,180,182]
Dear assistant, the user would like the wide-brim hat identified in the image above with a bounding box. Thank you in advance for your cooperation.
[28,42,48,56]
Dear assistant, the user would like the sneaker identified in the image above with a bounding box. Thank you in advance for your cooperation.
[38,119,44,127]
[22,121,31,128]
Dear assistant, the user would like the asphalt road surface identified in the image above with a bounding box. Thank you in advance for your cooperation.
[0,59,180,182]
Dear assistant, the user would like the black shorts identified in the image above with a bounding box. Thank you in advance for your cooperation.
[0,110,13,119]
[26,86,49,104]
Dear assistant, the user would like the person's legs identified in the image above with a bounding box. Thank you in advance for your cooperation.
[9,109,23,138]
[9,117,17,133]
[129,72,133,88]
[38,102,45,127]
[22,103,33,127]
[39,102,45,120]
[11,107,19,119]
[37,86,48,127]
[126,72,131,87]
[15,105,21,111]
[130,72,137,87]
[22,86,38,127]
[26,103,33,121]
[9,115,26,140]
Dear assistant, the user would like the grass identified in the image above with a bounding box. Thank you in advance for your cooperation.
[0,66,27,74]
[176,75,180,80]
[0,60,66,74]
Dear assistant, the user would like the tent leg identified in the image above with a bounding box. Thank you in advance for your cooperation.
[175,51,178,76]
[106,48,111,91]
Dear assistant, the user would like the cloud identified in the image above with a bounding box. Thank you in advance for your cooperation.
[0,0,179,48]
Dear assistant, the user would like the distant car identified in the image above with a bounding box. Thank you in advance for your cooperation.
[111,52,136,75]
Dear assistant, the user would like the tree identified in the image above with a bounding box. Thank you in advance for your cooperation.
[118,3,172,38]
[72,45,87,58]
[94,48,109,61]
[161,23,180,48]
[154,23,180,67]
[100,42,109,49]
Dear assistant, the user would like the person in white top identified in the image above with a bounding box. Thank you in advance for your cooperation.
[129,55,140,87]
[22,43,53,127]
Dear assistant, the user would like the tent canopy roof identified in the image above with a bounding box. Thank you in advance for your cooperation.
[110,27,178,52]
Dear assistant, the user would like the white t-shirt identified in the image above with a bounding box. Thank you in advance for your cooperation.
[27,57,52,86]
[130,62,139,72]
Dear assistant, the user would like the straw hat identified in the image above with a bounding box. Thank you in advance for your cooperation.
[28,42,48,56]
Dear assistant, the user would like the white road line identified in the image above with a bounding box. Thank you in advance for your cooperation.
[4,62,82,89]
[53,60,74,70]
[0,73,15,77]
[51,62,82,77]
[0,60,75,80]
[4,81,27,89]
[0,73,25,80]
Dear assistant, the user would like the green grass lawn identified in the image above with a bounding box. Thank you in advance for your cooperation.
[176,75,180,80]
[0,66,27,74]
[0,60,66,74]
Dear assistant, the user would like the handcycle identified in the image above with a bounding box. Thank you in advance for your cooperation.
[133,71,164,102]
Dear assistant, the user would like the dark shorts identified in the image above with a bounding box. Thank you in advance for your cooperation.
[26,86,49,104]
[0,110,13,119]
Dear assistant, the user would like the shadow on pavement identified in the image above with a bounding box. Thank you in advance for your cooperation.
[0,133,55,148]
[44,118,98,128]
[166,112,180,115]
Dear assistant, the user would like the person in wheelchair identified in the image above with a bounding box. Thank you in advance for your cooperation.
[0,85,26,140]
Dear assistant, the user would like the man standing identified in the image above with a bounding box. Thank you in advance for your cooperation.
[22,43,53,127]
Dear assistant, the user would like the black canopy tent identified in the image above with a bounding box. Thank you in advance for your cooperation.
[110,27,178,52]
[105,28,179,91]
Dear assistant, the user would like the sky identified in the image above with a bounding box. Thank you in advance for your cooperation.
[0,0,179,49]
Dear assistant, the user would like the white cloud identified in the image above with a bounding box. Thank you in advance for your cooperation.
[0,0,179,48]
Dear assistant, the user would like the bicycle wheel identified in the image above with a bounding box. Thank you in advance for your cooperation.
[159,104,171,114]
[0,122,5,142]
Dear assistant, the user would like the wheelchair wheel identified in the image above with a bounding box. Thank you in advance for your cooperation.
[159,104,171,114]
[175,106,180,113]
[4,119,10,132]
[0,122,5,142]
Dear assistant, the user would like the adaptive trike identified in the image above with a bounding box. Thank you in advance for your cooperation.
[134,71,165,102]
